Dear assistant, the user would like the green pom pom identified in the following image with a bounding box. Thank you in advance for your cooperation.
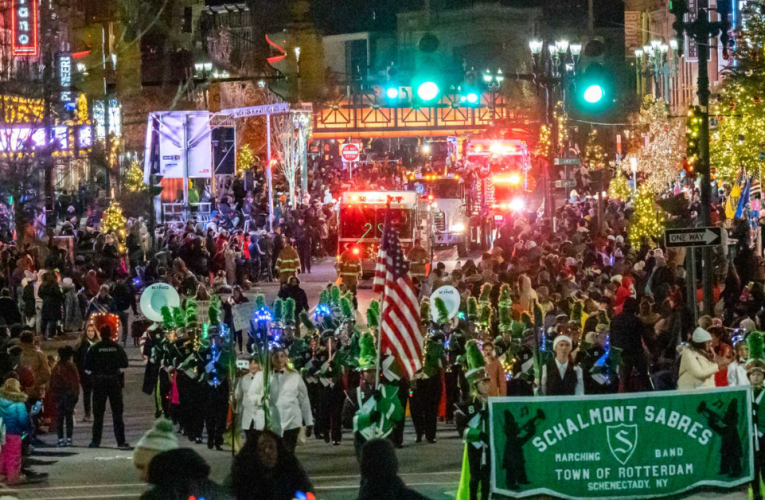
[330,286,341,305]
[366,307,379,329]
[255,294,267,310]
[284,298,296,324]
[207,295,220,326]
[153,418,175,434]
[434,297,449,324]
[479,284,492,304]
[499,304,512,331]
[273,299,284,323]
[357,332,376,369]
[161,306,173,330]
[319,290,330,306]
[499,284,512,306]
[467,297,478,320]
[420,299,430,324]
[748,331,765,360]
[299,311,316,332]
[465,339,485,372]
[478,304,492,326]
[370,300,380,316]
[341,296,353,318]
[172,307,186,329]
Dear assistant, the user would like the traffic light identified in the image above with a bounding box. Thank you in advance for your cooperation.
[686,105,701,176]
[384,64,400,101]
[459,69,480,106]
[415,80,440,102]
[413,32,442,105]
[573,38,613,115]
[669,0,688,53]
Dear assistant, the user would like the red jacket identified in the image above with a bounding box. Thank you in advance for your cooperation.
[50,362,80,397]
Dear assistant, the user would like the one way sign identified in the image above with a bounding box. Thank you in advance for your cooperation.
[664,227,723,248]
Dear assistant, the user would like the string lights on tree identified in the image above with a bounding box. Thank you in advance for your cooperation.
[686,105,701,177]
[709,0,765,183]
[585,129,606,170]
[622,95,685,192]
[237,144,256,172]
[123,160,146,192]
[607,173,631,201]
[102,199,127,252]
[629,185,666,243]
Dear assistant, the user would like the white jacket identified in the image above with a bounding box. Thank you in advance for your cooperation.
[235,373,257,431]
[248,369,314,436]
[727,360,750,387]
[677,346,718,390]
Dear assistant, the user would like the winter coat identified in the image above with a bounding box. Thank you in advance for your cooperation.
[141,448,230,500]
[0,296,21,325]
[356,476,432,500]
[22,283,36,317]
[518,275,538,312]
[63,284,83,331]
[0,394,29,435]
[677,346,718,390]
[39,282,65,321]
[19,342,50,398]
[50,361,80,399]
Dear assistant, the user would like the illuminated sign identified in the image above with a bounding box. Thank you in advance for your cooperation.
[0,125,92,155]
[94,99,122,139]
[12,0,39,57]
[59,54,72,102]
[341,191,417,206]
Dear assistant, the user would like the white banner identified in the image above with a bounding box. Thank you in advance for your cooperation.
[158,112,212,179]
[233,302,257,332]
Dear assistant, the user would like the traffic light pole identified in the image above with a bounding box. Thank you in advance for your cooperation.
[671,2,729,316]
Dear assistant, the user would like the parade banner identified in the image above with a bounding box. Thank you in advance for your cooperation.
[489,387,753,499]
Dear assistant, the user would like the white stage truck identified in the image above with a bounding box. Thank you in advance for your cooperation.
[338,191,432,278]
[405,173,469,258]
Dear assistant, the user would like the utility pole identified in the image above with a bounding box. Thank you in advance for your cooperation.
[670,1,730,315]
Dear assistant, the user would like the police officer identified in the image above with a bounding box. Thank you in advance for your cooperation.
[86,325,130,449]
[407,239,429,281]
[337,245,362,293]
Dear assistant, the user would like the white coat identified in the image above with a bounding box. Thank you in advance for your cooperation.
[248,369,314,436]
[235,372,257,431]
[677,346,718,390]
[727,360,750,387]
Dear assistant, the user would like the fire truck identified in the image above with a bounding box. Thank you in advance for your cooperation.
[338,191,433,277]
[461,137,534,248]
[405,173,469,257]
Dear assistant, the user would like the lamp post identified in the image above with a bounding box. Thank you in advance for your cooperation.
[630,156,638,196]
[482,68,505,120]
[529,38,580,224]
[634,39,679,102]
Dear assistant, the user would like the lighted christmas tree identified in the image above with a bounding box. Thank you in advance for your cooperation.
[76,94,89,123]
[624,95,685,191]
[710,0,765,183]
[629,185,666,243]
[102,200,127,251]
[237,144,256,172]
[123,160,146,192]
[585,129,606,170]
[536,124,550,158]
[608,173,631,201]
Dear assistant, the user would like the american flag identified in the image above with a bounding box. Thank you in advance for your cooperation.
[373,208,423,379]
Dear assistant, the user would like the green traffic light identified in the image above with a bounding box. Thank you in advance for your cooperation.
[583,84,604,104]
[417,81,440,101]
[386,87,399,99]
[466,92,479,104]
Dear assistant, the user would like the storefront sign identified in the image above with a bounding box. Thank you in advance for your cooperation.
[489,388,752,499]
[12,0,38,57]
[59,54,72,102]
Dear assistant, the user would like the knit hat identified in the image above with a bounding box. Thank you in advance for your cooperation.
[691,327,712,343]
[741,318,757,333]
[553,335,573,350]
[133,419,180,474]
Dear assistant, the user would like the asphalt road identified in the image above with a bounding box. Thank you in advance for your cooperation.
[1,255,751,500]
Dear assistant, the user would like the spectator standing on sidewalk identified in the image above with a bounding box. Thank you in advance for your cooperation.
[111,276,137,345]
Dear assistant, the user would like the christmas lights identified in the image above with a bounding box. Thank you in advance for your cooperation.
[124,161,146,192]
[585,129,606,170]
[629,185,666,243]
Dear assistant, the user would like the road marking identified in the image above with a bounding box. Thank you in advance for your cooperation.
[311,470,460,480]
[316,481,457,490]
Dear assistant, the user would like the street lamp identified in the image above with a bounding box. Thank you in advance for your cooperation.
[635,39,679,102]
[529,39,544,55]
[630,156,638,196]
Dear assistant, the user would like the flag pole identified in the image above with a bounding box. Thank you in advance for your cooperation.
[374,196,392,389]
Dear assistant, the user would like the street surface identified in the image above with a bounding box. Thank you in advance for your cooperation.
[0,254,750,500]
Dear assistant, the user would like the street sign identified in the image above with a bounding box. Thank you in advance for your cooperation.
[665,227,723,248]
[554,179,576,188]
[341,143,361,162]
[554,157,581,166]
